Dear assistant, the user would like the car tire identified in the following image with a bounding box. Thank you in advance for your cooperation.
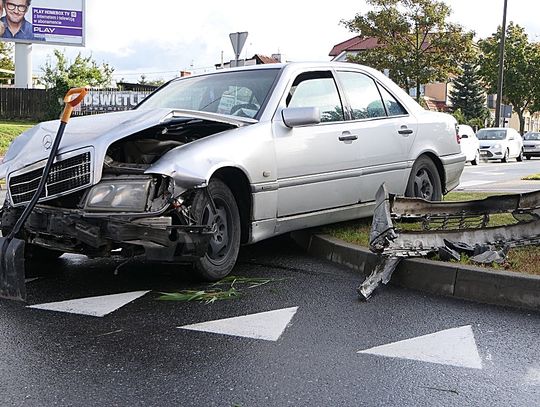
[526,155,531,160]
[471,150,480,166]
[405,156,442,201]
[516,149,524,162]
[501,149,509,163]
[191,178,241,281]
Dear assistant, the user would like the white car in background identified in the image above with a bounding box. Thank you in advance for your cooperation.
[458,124,480,165]
[477,127,524,163]
[523,131,540,160]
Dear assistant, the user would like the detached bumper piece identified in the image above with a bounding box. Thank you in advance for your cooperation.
[361,184,540,299]
[18,206,213,262]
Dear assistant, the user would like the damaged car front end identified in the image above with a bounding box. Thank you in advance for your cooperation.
[0,108,257,284]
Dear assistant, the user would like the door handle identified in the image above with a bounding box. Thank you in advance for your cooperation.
[398,128,413,135]
[339,132,358,142]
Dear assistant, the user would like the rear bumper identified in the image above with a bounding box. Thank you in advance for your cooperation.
[440,153,466,193]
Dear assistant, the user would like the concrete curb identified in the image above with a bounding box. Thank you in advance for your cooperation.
[291,231,540,312]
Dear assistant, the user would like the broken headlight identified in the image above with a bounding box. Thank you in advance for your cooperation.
[83,178,152,212]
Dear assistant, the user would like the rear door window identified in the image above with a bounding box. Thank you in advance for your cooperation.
[337,71,408,119]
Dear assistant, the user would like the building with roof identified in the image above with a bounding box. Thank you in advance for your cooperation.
[216,54,283,70]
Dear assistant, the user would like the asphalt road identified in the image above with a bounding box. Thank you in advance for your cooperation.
[0,157,539,406]
[0,236,538,407]
[456,156,540,193]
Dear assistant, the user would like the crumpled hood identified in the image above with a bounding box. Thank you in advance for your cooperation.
[0,108,254,179]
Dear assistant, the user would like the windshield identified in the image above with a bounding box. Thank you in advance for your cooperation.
[524,132,540,140]
[138,69,280,119]
[476,129,507,140]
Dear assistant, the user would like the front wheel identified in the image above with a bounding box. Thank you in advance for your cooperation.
[405,156,442,201]
[471,150,480,166]
[501,149,509,163]
[516,149,524,162]
[190,179,241,281]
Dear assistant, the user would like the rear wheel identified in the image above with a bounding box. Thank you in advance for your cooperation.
[191,179,241,281]
[405,156,442,201]
[526,155,532,160]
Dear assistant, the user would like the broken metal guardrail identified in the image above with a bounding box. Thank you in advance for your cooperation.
[358,184,540,300]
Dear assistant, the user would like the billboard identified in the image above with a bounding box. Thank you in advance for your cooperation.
[0,0,85,46]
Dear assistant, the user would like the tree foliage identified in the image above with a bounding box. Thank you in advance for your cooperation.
[341,0,474,100]
[478,23,540,134]
[40,50,114,117]
[449,60,488,126]
[0,42,14,84]
[40,50,114,89]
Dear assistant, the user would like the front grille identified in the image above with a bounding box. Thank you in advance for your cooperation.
[9,152,92,205]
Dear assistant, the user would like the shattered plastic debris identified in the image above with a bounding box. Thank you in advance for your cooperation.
[358,183,540,300]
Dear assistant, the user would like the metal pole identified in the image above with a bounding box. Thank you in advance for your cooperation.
[494,0,508,127]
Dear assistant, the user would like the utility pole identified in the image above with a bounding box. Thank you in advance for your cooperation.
[494,0,508,127]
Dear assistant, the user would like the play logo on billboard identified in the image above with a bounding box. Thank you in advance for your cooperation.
[33,8,83,37]
[0,0,85,46]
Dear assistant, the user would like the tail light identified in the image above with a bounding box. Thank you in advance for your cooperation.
[455,124,461,144]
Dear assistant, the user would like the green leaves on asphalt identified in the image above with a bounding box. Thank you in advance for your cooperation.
[157,276,283,304]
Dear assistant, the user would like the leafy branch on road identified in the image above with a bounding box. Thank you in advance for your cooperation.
[157,276,283,304]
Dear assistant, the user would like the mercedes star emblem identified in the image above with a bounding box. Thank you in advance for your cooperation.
[42,134,53,150]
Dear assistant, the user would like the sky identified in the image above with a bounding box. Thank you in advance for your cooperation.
[28,0,540,84]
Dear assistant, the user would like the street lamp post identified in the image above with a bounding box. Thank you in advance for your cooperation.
[494,0,508,128]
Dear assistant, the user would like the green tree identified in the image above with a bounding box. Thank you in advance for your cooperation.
[449,60,488,126]
[40,50,114,117]
[0,42,14,84]
[525,42,540,121]
[478,23,540,134]
[341,0,474,101]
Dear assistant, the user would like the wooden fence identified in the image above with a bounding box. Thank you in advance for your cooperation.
[0,88,56,121]
[0,87,156,121]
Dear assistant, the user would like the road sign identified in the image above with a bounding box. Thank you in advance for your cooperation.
[229,32,248,60]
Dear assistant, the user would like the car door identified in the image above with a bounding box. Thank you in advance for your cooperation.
[272,70,361,217]
[334,70,418,200]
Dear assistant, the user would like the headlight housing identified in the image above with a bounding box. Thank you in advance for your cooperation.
[83,177,153,212]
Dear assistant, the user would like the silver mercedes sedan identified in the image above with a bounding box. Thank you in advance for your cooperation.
[0,62,465,280]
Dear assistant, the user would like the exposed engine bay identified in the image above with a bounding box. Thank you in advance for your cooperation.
[1,118,238,263]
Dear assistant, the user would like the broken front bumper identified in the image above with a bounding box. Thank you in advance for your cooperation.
[2,205,213,262]
[359,184,540,300]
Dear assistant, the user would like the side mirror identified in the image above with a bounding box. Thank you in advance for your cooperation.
[281,107,320,128]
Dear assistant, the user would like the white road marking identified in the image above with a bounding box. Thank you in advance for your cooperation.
[27,291,150,317]
[458,180,495,188]
[179,306,299,341]
[358,325,483,369]
[24,278,39,283]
